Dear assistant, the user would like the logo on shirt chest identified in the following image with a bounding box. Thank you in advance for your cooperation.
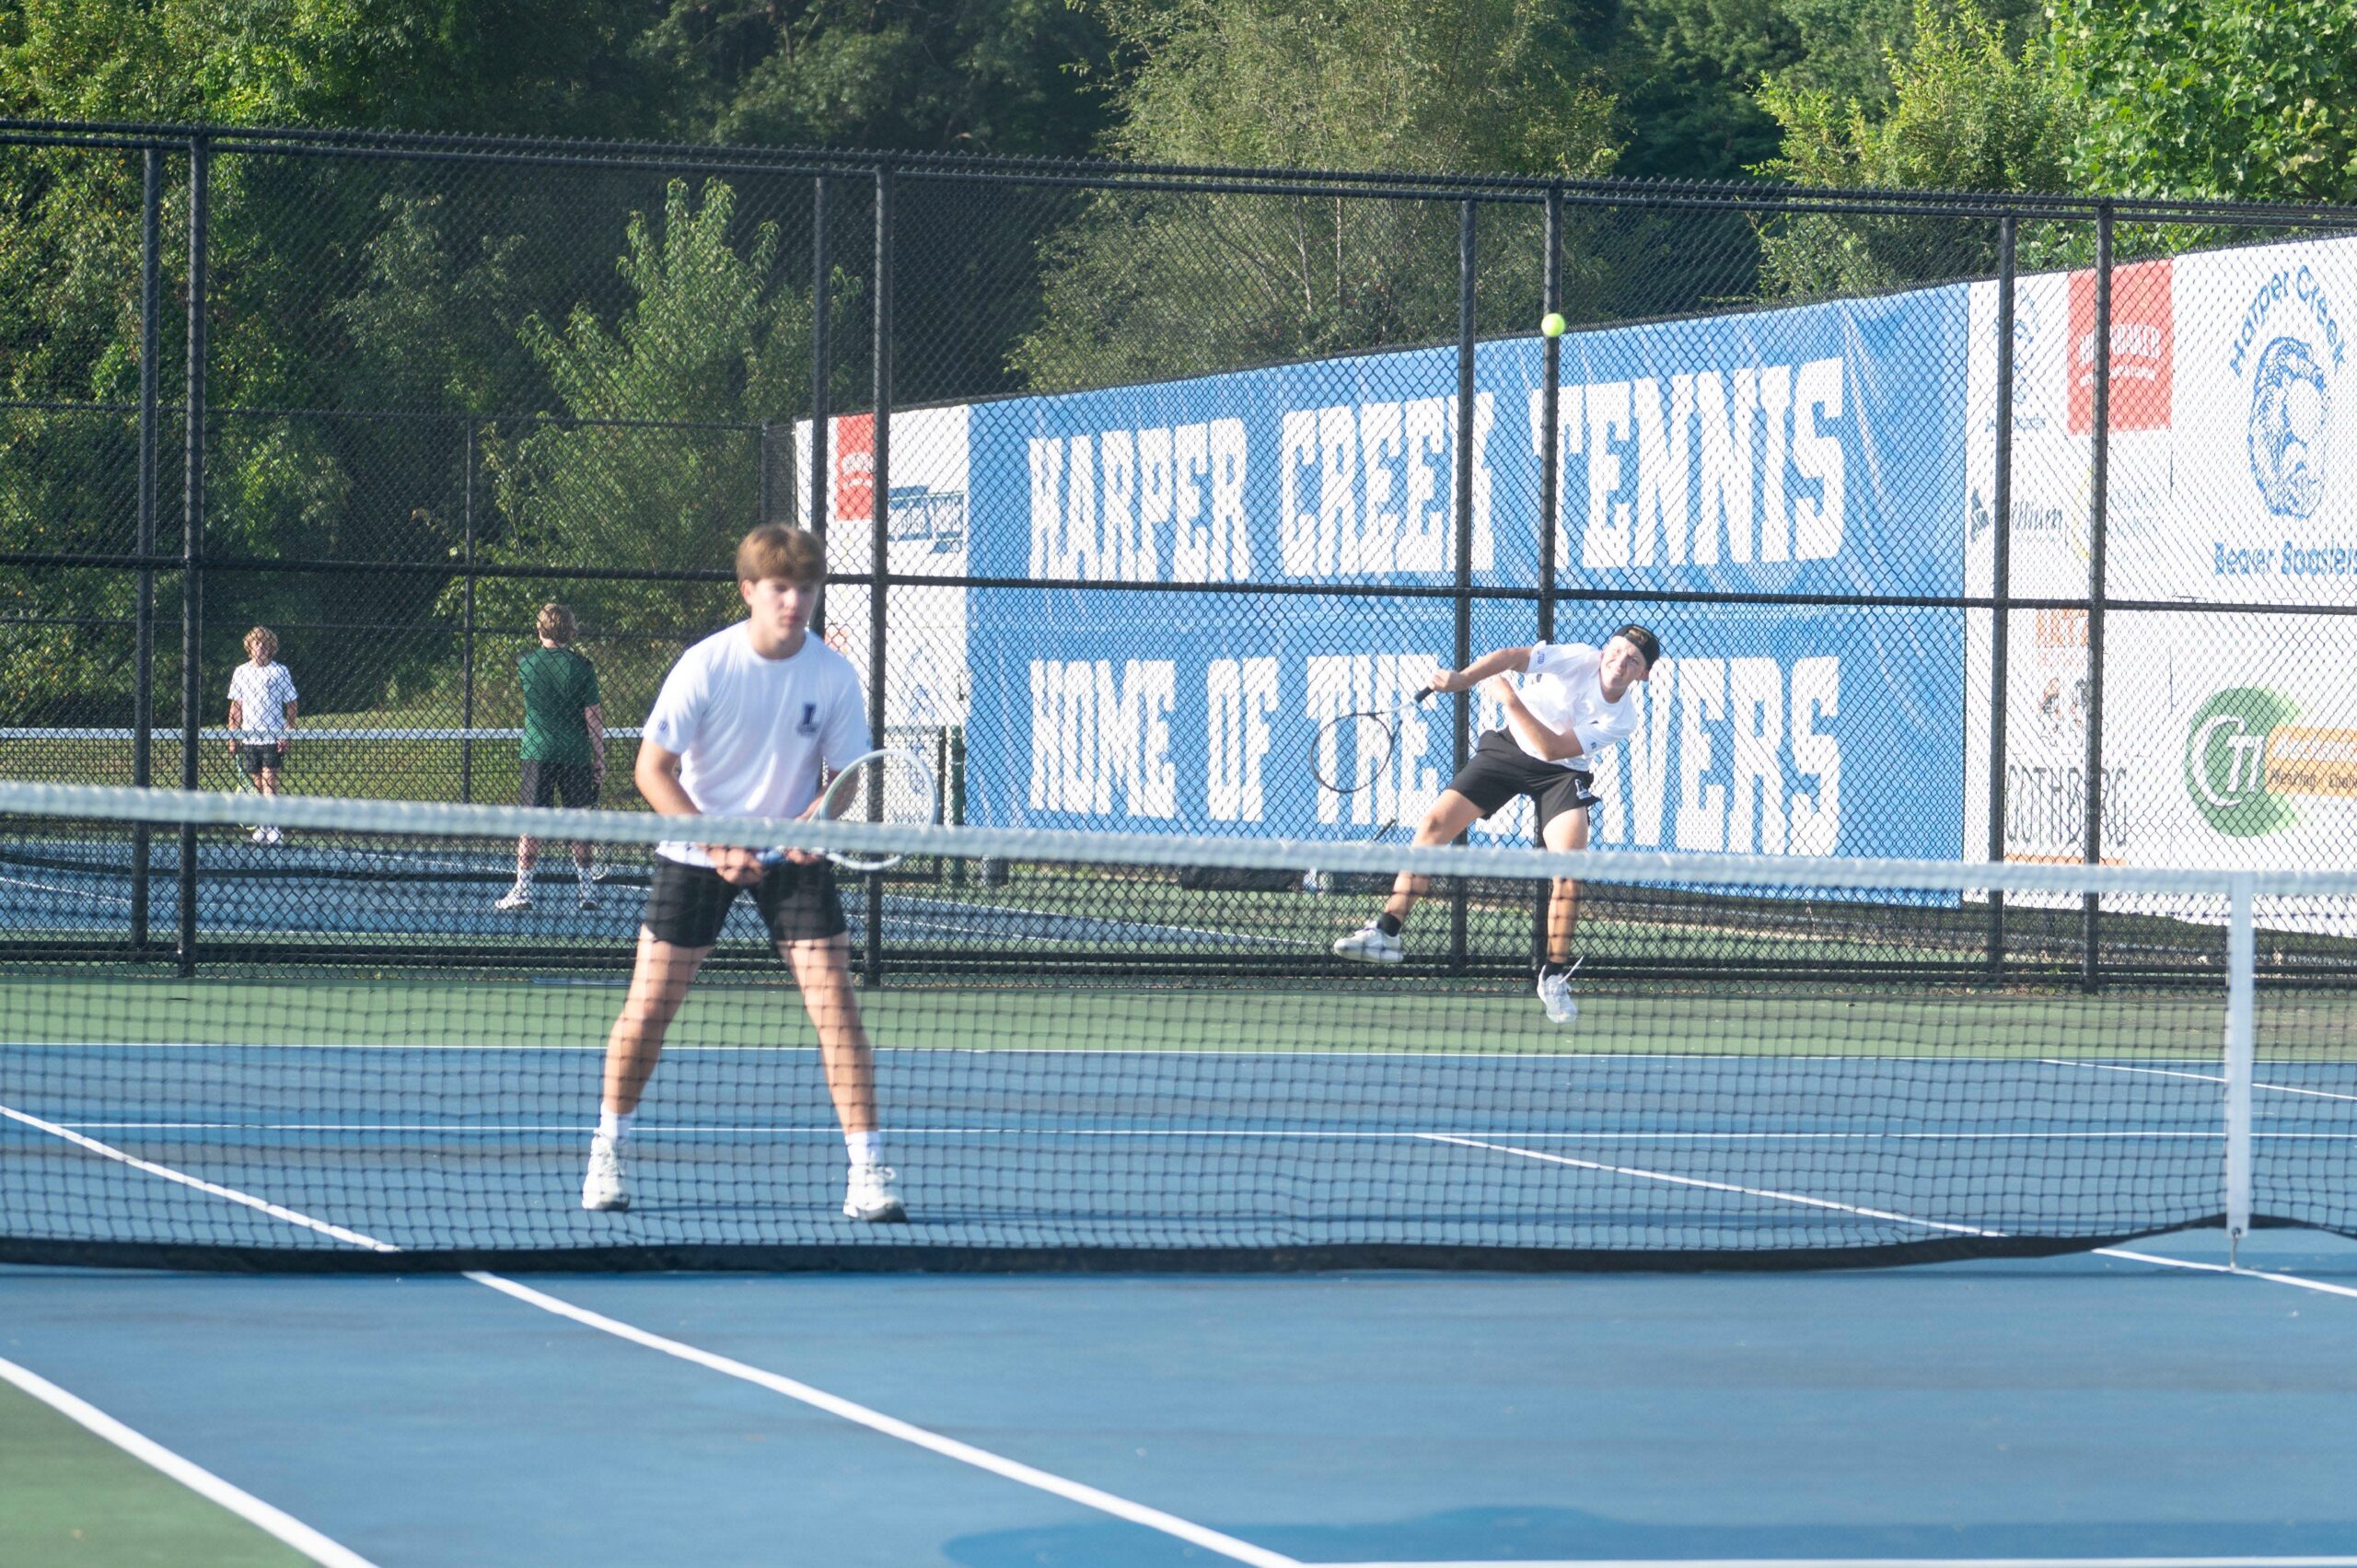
[796,702,821,737]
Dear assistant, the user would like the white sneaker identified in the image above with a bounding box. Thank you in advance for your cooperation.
[843,1162,907,1224]
[495,884,532,912]
[1333,922,1404,964]
[1537,960,1582,1025]
[581,1133,630,1211]
[250,825,284,845]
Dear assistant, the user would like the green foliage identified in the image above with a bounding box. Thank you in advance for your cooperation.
[1012,0,1618,389]
[2050,0,2357,203]
[451,179,831,704]
[1611,0,2043,181]
[1751,0,2079,296]
[637,0,1116,155]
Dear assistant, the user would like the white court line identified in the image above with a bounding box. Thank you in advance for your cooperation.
[1435,1133,2357,1309]
[462,1272,1301,1568]
[0,1103,396,1252]
[52,1121,2355,1143]
[2,1113,1304,1568]
[2045,1059,2357,1104]
[2098,1247,2357,1302]
[1416,1134,2005,1237]
[0,871,135,907]
[0,1352,379,1568]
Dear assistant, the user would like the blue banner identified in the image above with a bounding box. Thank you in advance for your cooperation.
[964,286,1968,858]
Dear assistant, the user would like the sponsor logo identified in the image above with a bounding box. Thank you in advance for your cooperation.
[832,413,877,523]
[2247,337,2330,517]
[2230,266,2341,519]
[2185,687,2299,836]
[796,702,820,738]
[888,485,968,553]
[2069,260,2173,434]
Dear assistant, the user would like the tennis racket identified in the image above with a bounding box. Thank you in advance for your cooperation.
[1310,686,1438,796]
[758,747,941,873]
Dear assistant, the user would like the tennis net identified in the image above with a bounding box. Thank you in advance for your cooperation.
[2,782,2351,1272]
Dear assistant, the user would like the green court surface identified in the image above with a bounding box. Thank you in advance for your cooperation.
[0,1376,310,1568]
[6,974,2344,1060]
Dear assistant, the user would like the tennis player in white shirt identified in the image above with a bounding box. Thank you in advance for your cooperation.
[225,626,298,845]
[580,524,904,1224]
[1332,624,1660,1024]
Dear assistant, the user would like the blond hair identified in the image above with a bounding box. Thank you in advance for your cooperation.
[536,603,576,645]
[243,626,278,661]
[736,524,824,587]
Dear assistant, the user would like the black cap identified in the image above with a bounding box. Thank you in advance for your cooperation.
[1610,623,1662,670]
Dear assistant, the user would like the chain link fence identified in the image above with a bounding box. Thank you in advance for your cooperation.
[5,122,2355,981]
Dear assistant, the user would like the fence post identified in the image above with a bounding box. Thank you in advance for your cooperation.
[2083,204,2112,992]
[810,174,831,636]
[865,161,892,987]
[1986,213,2016,977]
[132,145,162,953]
[460,422,477,804]
[1449,197,1477,974]
[1533,184,1562,971]
[178,136,209,978]
[757,419,773,525]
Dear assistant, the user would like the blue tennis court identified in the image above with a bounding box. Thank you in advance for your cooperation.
[7,1233,2357,1565]
[8,1026,2355,1261]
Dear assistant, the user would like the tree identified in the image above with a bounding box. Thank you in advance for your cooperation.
[449,178,842,717]
[638,0,1115,157]
[2049,0,2357,204]
[1750,0,2079,296]
[1012,0,1619,390]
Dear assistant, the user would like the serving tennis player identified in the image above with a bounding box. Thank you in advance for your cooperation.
[1332,623,1661,1025]
[581,524,904,1224]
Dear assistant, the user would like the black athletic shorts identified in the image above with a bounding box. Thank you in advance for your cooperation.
[642,854,847,948]
[1446,729,1598,832]
[237,742,284,778]
[518,760,599,810]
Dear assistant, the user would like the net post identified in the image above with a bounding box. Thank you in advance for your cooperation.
[178,135,210,980]
[2223,870,2256,1264]
[1449,196,1477,974]
[2080,203,2111,993]
[865,160,893,987]
[757,419,773,525]
[132,143,162,954]
[1985,213,2016,978]
[460,420,476,806]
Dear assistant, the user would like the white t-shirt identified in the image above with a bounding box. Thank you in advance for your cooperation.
[226,661,298,739]
[1507,642,1639,771]
[642,623,871,866]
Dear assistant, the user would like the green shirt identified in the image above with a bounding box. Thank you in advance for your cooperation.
[517,646,601,765]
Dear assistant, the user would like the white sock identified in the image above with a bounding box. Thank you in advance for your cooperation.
[845,1130,882,1168]
[598,1109,634,1144]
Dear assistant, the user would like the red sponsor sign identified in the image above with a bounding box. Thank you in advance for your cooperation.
[832,412,876,522]
[2068,258,2172,433]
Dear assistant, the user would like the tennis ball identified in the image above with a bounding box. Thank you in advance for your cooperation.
[1539,312,1567,339]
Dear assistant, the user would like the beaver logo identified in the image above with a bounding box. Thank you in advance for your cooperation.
[2247,336,2330,518]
